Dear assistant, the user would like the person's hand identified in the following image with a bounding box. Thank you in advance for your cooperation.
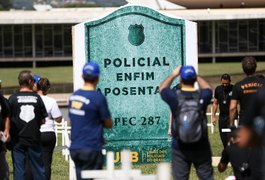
[168,128,172,137]
[171,66,181,77]
[237,127,252,148]
[212,116,217,126]
[3,130,10,142]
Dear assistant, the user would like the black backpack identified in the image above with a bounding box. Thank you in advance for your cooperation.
[175,90,207,143]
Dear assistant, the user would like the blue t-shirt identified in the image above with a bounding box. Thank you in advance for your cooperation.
[69,88,111,151]
[160,88,213,150]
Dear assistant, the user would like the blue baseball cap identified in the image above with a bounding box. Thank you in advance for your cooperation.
[180,65,197,81]
[82,62,100,77]
[33,74,41,83]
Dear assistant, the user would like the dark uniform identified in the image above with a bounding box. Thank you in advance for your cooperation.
[9,91,47,180]
[0,94,10,180]
[241,86,265,179]
[214,84,233,147]
[220,143,263,180]
[231,76,265,125]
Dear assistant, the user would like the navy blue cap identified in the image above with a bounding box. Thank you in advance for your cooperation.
[180,66,197,81]
[82,62,100,77]
[33,74,41,83]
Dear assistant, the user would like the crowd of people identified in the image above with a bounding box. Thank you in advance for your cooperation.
[160,56,265,180]
[0,71,62,180]
[0,56,264,180]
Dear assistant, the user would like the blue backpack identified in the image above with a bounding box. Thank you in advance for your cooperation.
[175,90,207,143]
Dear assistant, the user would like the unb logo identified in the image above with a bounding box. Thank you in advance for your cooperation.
[128,24,145,46]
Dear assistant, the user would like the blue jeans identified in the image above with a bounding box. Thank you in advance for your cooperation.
[12,143,45,180]
[70,149,103,180]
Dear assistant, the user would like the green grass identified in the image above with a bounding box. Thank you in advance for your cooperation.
[5,127,232,180]
[1,62,265,87]
[198,62,265,76]
[0,67,73,87]
[5,134,69,180]
[6,150,69,180]
[3,62,254,179]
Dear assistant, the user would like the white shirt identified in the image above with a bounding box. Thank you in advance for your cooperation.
[40,95,62,132]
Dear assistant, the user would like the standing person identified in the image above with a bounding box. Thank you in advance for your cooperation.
[238,86,265,179]
[9,70,47,180]
[168,83,181,136]
[0,93,11,180]
[69,62,112,180]
[33,74,41,92]
[25,74,41,180]
[230,56,265,127]
[218,129,263,180]
[159,65,213,180]
[37,77,62,180]
[212,74,234,147]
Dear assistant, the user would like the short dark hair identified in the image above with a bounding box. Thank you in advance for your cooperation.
[242,56,257,75]
[181,79,196,86]
[221,74,231,81]
[18,70,33,87]
[82,75,99,83]
[37,77,51,95]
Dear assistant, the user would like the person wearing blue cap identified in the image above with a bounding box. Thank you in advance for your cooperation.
[159,65,213,180]
[33,74,41,92]
[68,62,112,180]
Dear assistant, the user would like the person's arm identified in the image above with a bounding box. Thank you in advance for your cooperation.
[54,116,62,123]
[168,112,172,136]
[39,96,48,125]
[103,118,112,128]
[99,96,112,129]
[212,98,218,126]
[229,99,238,126]
[51,99,63,123]
[218,162,228,172]
[197,75,212,90]
[218,148,229,172]
[3,117,10,142]
[2,96,11,142]
[159,66,181,92]
[40,119,46,125]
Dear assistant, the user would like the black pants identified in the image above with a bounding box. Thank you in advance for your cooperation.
[41,132,56,180]
[219,115,230,148]
[172,148,213,180]
[70,149,103,180]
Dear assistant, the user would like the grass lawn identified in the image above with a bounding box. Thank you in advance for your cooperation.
[198,61,265,76]
[5,125,233,180]
[0,62,265,88]
[3,61,261,179]
[0,67,73,87]
[5,150,69,180]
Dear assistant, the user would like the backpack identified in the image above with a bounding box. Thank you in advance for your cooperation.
[175,90,207,143]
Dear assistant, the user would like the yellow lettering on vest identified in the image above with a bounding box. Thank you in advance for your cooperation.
[71,101,83,109]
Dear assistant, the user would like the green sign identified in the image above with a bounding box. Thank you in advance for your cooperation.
[73,5,197,164]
